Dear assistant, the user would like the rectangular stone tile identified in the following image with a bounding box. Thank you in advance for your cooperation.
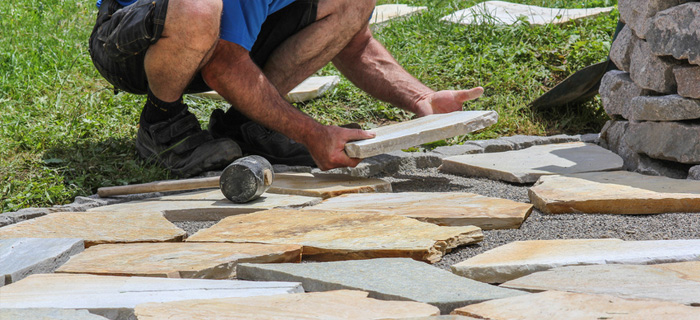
[529,171,700,214]
[285,76,339,103]
[302,192,532,229]
[371,4,427,24]
[0,308,110,320]
[345,111,497,158]
[0,274,303,320]
[441,142,623,184]
[452,291,700,320]
[0,212,186,248]
[134,290,440,320]
[56,242,302,279]
[0,238,84,286]
[237,258,527,314]
[187,209,483,263]
[451,239,700,284]
[442,1,614,26]
[270,173,392,199]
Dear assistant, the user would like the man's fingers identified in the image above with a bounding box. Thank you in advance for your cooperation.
[454,87,484,103]
[345,128,376,141]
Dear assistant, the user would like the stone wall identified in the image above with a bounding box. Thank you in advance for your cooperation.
[599,0,700,179]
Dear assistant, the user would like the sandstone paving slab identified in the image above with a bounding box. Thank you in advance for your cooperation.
[0,238,83,286]
[451,239,700,284]
[0,273,303,320]
[528,171,700,214]
[0,308,110,320]
[654,261,700,282]
[187,209,483,263]
[285,76,339,103]
[236,258,527,314]
[0,212,186,248]
[344,111,497,158]
[89,189,320,221]
[302,192,532,229]
[441,1,614,26]
[452,291,700,320]
[55,242,302,279]
[134,290,440,320]
[269,173,392,199]
[440,142,623,184]
[370,4,427,24]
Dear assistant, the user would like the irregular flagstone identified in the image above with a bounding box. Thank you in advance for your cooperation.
[451,239,700,284]
[0,212,185,248]
[528,171,700,214]
[269,173,392,199]
[344,111,497,158]
[0,308,110,320]
[441,1,614,26]
[452,291,700,320]
[627,121,700,164]
[440,142,623,184]
[302,192,532,229]
[0,238,83,287]
[236,258,527,314]
[647,3,700,66]
[55,242,302,279]
[285,76,340,103]
[0,274,303,320]
[370,4,428,24]
[89,189,320,221]
[134,290,440,320]
[500,264,700,306]
[187,209,483,263]
[653,261,700,282]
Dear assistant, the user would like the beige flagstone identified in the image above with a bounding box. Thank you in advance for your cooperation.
[88,189,320,221]
[270,173,392,199]
[187,209,483,263]
[452,291,700,320]
[442,1,615,26]
[55,242,302,279]
[371,4,428,24]
[0,212,185,248]
[528,171,700,214]
[135,290,440,320]
[653,261,700,282]
[302,192,532,229]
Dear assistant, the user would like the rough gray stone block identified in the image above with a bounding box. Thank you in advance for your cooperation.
[648,3,700,66]
[272,164,313,173]
[629,38,678,93]
[467,139,515,153]
[627,121,700,164]
[600,70,650,119]
[689,165,700,180]
[674,64,700,99]
[628,94,700,121]
[636,154,691,180]
[433,144,484,156]
[599,120,641,171]
[609,25,635,71]
[618,0,687,39]
[0,238,84,287]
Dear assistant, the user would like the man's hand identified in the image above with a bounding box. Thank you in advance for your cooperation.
[306,125,376,170]
[413,87,484,117]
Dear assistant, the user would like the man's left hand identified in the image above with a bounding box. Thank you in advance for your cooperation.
[413,87,484,117]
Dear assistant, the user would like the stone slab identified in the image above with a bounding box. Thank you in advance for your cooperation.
[440,142,623,184]
[302,192,532,229]
[344,111,498,158]
[319,150,443,177]
[654,261,700,282]
[627,121,700,164]
[451,239,700,284]
[89,189,320,221]
[0,238,84,287]
[629,35,678,93]
[628,94,700,121]
[237,258,527,314]
[187,209,483,263]
[269,173,392,199]
[370,4,428,24]
[0,212,186,248]
[0,273,303,320]
[285,76,340,103]
[675,64,700,99]
[55,242,302,279]
[648,3,700,66]
[441,1,614,26]
[0,308,110,320]
[452,291,700,320]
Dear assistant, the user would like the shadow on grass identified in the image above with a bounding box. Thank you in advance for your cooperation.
[530,99,610,135]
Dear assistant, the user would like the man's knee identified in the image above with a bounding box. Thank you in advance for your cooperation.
[317,0,376,25]
[164,0,223,44]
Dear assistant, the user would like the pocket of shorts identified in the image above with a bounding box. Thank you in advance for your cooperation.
[97,2,156,60]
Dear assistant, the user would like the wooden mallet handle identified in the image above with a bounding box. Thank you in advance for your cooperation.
[97,176,219,197]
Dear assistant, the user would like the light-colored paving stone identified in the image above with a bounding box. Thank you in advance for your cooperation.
[55,242,302,279]
[237,258,527,314]
[654,261,700,282]
[403,317,480,320]
[302,192,532,229]
[452,291,700,320]
[0,308,110,320]
[370,4,427,24]
[134,290,440,320]
[269,173,392,199]
[0,212,185,248]
[440,142,623,184]
[451,239,700,284]
[0,238,83,287]
[528,171,700,214]
[285,76,340,103]
[0,273,303,320]
[88,189,320,221]
[442,1,614,26]
[345,111,497,158]
[187,209,483,263]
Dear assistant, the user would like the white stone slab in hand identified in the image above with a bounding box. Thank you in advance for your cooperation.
[442,1,614,26]
[371,4,428,24]
[195,76,340,103]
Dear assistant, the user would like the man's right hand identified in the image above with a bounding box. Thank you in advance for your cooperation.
[305,125,376,170]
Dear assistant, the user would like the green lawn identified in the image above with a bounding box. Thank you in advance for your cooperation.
[0,0,618,212]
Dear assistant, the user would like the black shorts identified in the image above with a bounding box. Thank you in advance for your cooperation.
[89,0,318,95]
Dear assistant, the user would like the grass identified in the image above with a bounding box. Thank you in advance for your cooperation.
[0,0,618,213]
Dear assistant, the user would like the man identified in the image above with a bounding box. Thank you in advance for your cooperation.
[90,0,483,177]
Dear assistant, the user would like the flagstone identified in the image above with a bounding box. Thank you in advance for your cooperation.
[302,192,532,229]
[441,1,615,26]
[134,290,440,320]
[344,111,497,158]
[0,273,303,320]
[55,242,302,279]
[0,308,110,320]
[0,212,185,248]
[528,171,700,214]
[269,173,392,199]
[440,142,623,184]
[187,209,483,263]
[285,76,340,103]
[370,4,428,24]
[452,291,700,320]
[236,258,527,314]
[451,239,700,284]
[653,261,700,282]
[0,238,83,286]
[89,189,320,221]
